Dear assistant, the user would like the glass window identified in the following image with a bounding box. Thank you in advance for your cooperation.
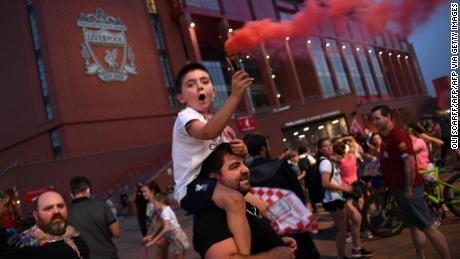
[37,57,49,97]
[243,57,270,111]
[202,61,229,111]
[27,5,53,121]
[28,12,40,50]
[375,34,384,45]
[50,129,63,159]
[150,14,178,107]
[324,39,351,95]
[341,42,366,96]
[355,44,378,96]
[282,116,348,151]
[308,37,335,98]
[368,47,388,95]
[279,11,293,21]
[186,0,219,11]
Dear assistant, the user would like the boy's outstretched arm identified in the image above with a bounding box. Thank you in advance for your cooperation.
[188,70,252,140]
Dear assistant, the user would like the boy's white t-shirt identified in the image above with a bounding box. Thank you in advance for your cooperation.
[160,206,180,230]
[318,157,345,203]
[172,107,233,202]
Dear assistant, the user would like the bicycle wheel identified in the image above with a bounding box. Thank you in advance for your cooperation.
[362,190,404,237]
[444,173,460,218]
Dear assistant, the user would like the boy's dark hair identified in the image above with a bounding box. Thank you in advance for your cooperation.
[199,143,235,179]
[371,105,392,119]
[244,133,268,157]
[70,176,92,195]
[174,63,210,94]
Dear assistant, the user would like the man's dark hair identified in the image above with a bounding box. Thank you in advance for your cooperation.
[244,133,268,157]
[297,146,307,155]
[316,137,330,157]
[174,63,210,94]
[145,181,161,194]
[70,176,92,195]
[199,143,235,179]
[371,105,392,118]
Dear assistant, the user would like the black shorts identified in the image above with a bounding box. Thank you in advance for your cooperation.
[322,199,346,212]
[180,178,217,214]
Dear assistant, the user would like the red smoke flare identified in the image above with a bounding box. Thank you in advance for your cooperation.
[224,0,447,54]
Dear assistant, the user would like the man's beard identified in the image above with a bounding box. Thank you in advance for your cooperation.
[38,213,67,236]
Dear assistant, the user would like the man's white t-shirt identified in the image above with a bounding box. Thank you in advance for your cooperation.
[160,206,180,230]
[318,157,345,203]
[172,107,233,202]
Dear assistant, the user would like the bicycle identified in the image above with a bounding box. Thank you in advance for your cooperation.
[362,167,460,238]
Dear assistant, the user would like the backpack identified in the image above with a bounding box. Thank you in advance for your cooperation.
[307,157,332,203]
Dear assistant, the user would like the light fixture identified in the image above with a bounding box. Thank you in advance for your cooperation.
[378,51,383,55]
[368,49,372,53]
[356,47,360,51]
[285,36,290,41]
[389,52,393,56]
[318,125,324,130]
[245,55,250,59]
[342,45,346,49]
[405,55,409,59]
[332,119,339,124]
[276,93,281,98]
[228,28,233,33]
[189,22,195,28]
[303,127,309,131]
[397,54,401,58]
[299,134,306,139]
[271,74,276,79]
[282,138,287,142]
[293,131,299,136]
[266,55,270,59]
[307,39,311,44]
[325,42,330,47]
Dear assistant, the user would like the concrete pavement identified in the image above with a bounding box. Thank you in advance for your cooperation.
[114,205,460,259]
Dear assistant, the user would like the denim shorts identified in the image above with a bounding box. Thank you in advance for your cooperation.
[393,186,433,230]
[180,178,217,214]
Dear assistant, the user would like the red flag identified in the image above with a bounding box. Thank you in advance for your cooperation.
[24,188,51,204]
[235,115,256,133]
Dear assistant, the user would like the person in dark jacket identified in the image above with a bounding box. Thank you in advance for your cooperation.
[244,133,320,259]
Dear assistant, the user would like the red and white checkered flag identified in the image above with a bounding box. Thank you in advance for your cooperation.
[250,187,318,235]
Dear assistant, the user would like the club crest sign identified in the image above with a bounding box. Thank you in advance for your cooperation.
[77,8,136,82]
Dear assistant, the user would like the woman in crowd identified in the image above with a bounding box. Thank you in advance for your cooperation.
[317,138,373,259]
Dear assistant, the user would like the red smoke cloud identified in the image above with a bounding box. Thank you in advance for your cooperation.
[225,0,447,54]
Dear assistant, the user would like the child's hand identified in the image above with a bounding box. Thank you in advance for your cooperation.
[231,70,253,98]
[230,139,248,157]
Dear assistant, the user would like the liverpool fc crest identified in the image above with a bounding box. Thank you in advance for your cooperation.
[77,8,136,82]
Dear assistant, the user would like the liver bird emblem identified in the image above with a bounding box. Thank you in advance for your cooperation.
[104,48,118,71]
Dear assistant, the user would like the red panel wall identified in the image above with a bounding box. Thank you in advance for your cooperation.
[0,0,50,151]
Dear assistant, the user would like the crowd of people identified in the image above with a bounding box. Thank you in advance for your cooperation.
[0,62,455,259]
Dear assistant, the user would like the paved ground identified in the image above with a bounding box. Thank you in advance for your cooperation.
[115,205,460,259]
[115,164,460,258]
